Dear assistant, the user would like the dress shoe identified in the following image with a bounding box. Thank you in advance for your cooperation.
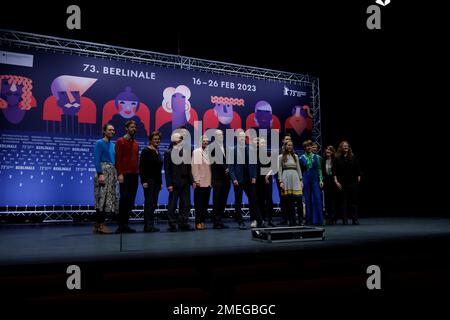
[352,219,360,225]
[144,225,160,232]
[213,223,229,229]
[168,226,178,232]
[93,223,113,234]
[124,226,136,233]
[238,222,248,230]
[327,219,337,225]
[196,223,205,230]
[179,224,195,231]
[343,219,349,225]
[257,221,267,228]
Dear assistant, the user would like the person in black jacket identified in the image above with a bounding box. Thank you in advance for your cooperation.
[139,131,163,232]
[228,131,262,229]
[255,137,275,227]
[321,145,338,225]
[164,132,194,232]
[209,129,230,229]
[333,141,362,225]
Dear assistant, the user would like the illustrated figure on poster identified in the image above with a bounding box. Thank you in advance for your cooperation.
[203,96,243,134]
[0,75,37,128]
[285,104,313,150]
[246,100,280,147]
[102,86,150,141]
[155,85,198,143]
[43,75,97,136]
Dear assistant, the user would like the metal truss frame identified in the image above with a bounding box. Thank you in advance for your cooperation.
[0,29,320,221]
[0,29,316,84]
[0,206,265,223]
[312,78,323,152]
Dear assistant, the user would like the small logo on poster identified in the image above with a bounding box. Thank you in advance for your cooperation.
[283,86,306,98]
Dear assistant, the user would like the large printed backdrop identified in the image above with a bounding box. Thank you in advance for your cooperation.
[0,47,313,206]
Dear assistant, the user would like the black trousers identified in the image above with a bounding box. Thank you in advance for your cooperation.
[283,195,304,226]
[212,179,230,225]
[194,187,211,224]
[276,180,287,222]
[338,183,359,221]
[95,209,105,223]
[234,182,262,224]
[323,186,338,221]
[143,180,160,227]
[167,181,191,227]
[256,176,273,222]
[118,173,139,227]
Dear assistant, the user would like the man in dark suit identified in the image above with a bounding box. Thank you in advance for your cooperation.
[164,132,194,232]
[228,131,263,229]
[210,129,231,229]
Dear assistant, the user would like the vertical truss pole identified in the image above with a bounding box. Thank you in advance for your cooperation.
[312,77,322,152]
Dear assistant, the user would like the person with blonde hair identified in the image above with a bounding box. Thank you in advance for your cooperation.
[278,141,303,226]
[192,135,212,230]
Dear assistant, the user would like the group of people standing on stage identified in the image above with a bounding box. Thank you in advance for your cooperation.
[93,120,145,234]
[277,135,362,227]
[321,141,362,225]
[92,121,361,234]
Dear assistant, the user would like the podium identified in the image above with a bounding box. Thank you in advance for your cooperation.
[251,226,325,243]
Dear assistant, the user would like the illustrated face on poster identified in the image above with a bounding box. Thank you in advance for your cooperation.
[171,92,186,112]
[214,103,233,125]
[1,79,23,106]
[56,91,81,115]
[287,105,312,136]
[116,87,140,119]
[51,75,97,116]
[0,75,35,124]
[297,105,311,119]
[254,100,273,129]
[161,85,192,132]
[118,100,138,118]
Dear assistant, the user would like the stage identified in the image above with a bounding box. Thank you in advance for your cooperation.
[1,217,450,265]
[1,216,450,317]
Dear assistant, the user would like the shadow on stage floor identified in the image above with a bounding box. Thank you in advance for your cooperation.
[1,217,449,317]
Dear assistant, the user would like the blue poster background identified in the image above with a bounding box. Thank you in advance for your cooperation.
[0,47,314,206]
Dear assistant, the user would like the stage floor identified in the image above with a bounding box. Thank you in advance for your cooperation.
[1,216,450,314]
[1,217,450,265]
